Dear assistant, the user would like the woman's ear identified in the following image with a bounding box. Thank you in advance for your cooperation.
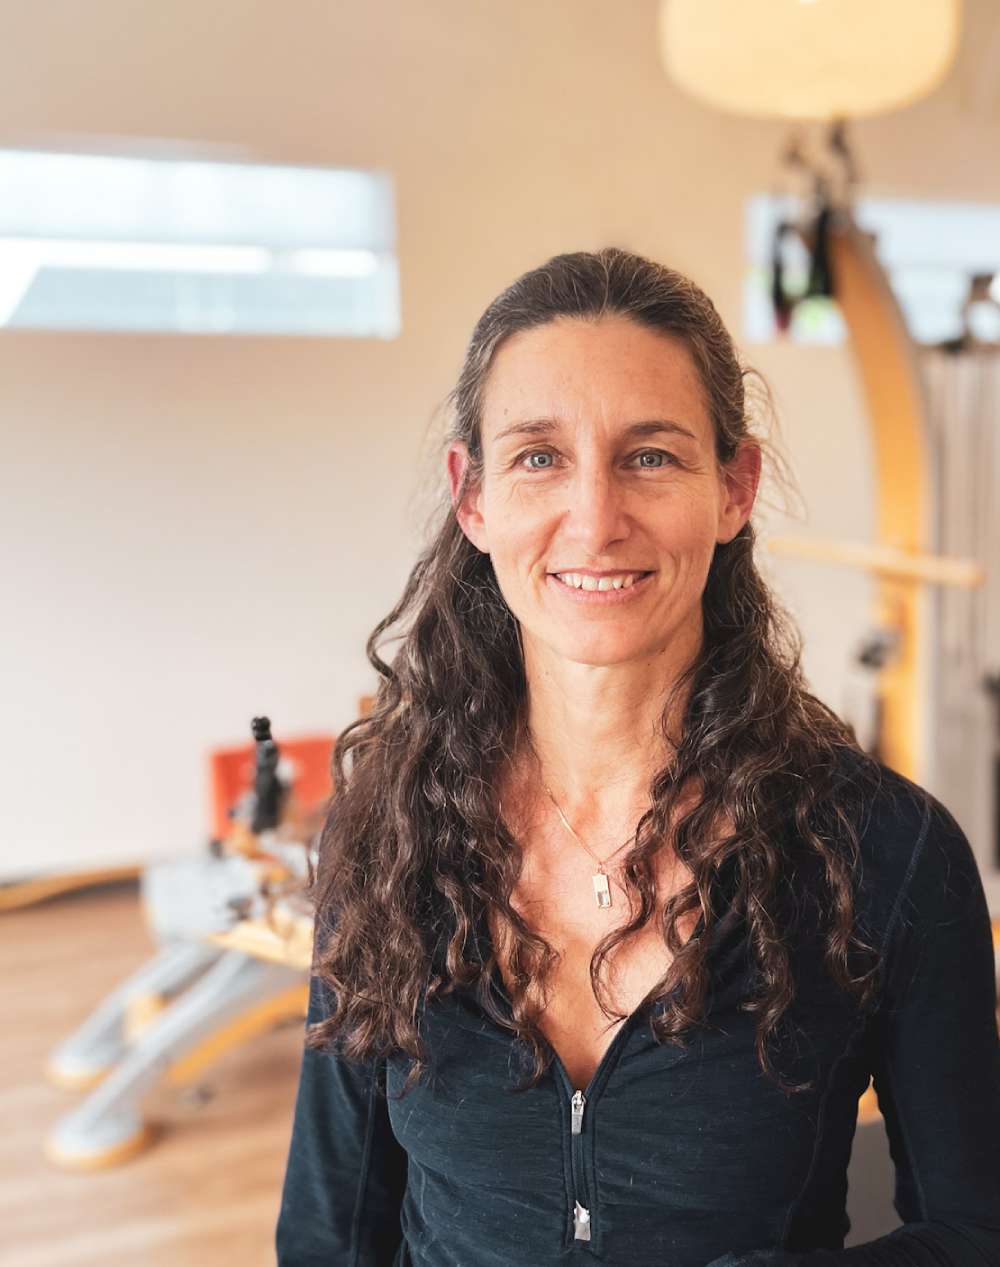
[716,440,762,544]
[446,441,490,553]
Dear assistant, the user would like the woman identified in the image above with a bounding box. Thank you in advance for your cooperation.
[275,248,1000,1266]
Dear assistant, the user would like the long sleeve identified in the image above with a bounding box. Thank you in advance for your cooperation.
[707,797,1000,1267]
[275,972,409,1267]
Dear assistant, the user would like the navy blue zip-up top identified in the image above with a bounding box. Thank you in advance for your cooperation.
[276,762,1000,1266]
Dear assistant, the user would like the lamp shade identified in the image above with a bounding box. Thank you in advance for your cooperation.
[658,0,962,120]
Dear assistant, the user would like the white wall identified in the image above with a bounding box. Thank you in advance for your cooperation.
[3,0,999,879]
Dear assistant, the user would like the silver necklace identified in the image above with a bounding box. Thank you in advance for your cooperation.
[540,780,637,910]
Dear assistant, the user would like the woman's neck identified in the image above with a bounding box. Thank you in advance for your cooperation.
[506,632,697,840]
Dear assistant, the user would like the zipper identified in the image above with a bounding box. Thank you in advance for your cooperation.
[550,1004,691,1249]
[479,898,713,1250]
[571,1089,586,1134]
[569,1088,590,1240]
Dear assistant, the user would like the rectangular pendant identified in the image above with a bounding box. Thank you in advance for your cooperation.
[592,872,612,909]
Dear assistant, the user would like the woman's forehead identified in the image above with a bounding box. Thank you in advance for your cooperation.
[480,315,712,444]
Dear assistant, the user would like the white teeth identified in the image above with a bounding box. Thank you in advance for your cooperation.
[555,572,642,591]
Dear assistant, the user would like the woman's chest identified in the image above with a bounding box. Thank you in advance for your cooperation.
[487,848,702,1090]
[514,909,701,1091]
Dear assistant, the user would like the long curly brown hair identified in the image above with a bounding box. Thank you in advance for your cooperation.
[307,246,888,1099]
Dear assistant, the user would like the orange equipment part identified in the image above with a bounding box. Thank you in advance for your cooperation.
[206,733,335,845]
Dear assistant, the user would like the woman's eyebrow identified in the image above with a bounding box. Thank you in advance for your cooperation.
[492,417,699,444]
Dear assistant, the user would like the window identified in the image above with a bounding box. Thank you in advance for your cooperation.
[744,192,1000,345]
[0,148,399,337]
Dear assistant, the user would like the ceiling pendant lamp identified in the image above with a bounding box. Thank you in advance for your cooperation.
[658,0,962,121]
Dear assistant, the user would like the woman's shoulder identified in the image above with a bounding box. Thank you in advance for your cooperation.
[847,750,969,874]
[833,747,986,955]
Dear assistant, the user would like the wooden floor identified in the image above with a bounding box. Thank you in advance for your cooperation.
[1,882,304,1267]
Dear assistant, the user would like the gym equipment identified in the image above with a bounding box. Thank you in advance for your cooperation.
[44,717,328,1170]
[763,123,984,784]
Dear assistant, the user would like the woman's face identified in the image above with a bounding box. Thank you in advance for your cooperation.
[448,315,760,670]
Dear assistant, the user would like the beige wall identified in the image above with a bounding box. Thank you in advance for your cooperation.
[3,0,999,879]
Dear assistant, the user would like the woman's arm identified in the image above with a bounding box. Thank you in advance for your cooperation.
[275,972,408,1266]
[709,796,1000,1267]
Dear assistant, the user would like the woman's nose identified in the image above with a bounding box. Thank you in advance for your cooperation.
[560,465,630,550]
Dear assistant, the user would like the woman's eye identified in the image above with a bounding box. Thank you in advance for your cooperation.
[523,450,555,470]
[633,449,677,469]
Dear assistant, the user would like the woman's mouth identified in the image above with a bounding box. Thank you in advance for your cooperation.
[546,570,655,603]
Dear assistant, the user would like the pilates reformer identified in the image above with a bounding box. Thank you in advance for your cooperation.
[44,716,323,1170]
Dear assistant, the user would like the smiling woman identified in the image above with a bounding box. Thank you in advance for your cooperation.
[446,314,761,716]
[276,248,1000,1267]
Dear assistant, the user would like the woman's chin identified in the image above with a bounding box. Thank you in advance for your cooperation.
[548,635,658,669]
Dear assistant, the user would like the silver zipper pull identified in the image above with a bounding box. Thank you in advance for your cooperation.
[570,1089,586,1135]
[573,1200,592,1241]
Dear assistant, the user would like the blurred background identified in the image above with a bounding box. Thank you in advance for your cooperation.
[2,2,998,1264]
